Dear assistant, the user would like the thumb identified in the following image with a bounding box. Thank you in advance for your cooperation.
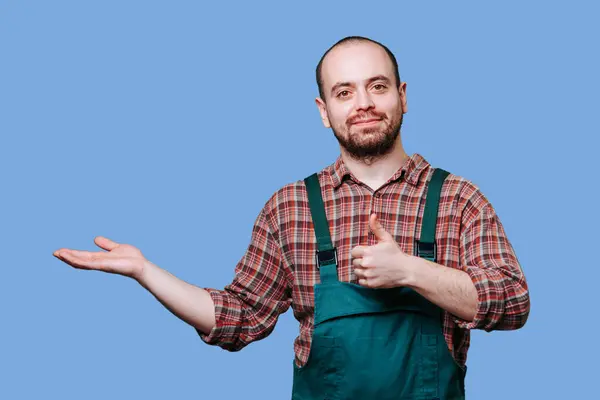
[369,213,393,242]
[94,236,120,251]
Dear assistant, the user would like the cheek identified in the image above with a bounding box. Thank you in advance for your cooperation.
[325,110,343,128]
[329,104,354,126]
[377,96,401,115]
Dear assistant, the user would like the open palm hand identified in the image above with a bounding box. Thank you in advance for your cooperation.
[53,236,147,280]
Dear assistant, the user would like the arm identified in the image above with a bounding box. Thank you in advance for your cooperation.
[407,257,478,323]
[196,207,293,351]
[54,201,292,349]
[54,237,218,334]
[410,200,530,331]
[137,261,216,335]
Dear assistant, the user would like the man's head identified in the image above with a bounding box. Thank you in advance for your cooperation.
[315,37,407,160]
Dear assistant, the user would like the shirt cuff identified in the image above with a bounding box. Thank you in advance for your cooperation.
[195,288,241,348]
[453,265,491,330]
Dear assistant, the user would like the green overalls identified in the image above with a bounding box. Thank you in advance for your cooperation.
[291,168,466,400]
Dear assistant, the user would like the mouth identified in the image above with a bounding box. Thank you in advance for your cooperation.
[351,118,381,126]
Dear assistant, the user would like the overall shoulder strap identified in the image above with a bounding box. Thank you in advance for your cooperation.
[416,168,450,262]
[304,173,338,283]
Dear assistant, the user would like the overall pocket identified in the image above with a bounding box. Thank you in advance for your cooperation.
[336,335,425,400]
[291,335,343,400]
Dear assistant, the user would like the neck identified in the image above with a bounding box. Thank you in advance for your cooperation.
[339,137,409,191]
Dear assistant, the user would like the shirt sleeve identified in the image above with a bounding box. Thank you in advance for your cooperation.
[455,192,530,331]
[196,205,293,351]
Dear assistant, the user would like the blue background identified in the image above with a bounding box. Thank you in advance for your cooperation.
[1,1,597,398]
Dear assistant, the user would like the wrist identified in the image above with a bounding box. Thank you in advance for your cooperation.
[135,259,155,285]
[401,255,427,289]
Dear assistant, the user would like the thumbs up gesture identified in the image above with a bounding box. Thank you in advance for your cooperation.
[350,213,416,289]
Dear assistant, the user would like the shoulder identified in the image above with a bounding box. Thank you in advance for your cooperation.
[410,154,490,210]
[266,162,333,208]
[259,163,332,229]
[434,167,496,225]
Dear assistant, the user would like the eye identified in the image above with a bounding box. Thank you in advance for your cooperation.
[335,90,350,99]
[372,84,387,91]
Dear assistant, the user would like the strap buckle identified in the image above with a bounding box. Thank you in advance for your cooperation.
[414,240,437,262]
[315,247,338,269]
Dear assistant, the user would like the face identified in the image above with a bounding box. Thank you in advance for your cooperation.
[316,42,407,160]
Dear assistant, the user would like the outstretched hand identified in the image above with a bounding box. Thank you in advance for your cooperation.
[53,236,147,281]
[351,213,416,288]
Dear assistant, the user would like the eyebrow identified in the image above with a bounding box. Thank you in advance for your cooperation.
[330,75,392,96]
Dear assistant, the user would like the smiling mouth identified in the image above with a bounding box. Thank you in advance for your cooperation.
[352,119,381,126]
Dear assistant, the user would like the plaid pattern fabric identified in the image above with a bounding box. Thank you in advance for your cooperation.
[197,153,530,367]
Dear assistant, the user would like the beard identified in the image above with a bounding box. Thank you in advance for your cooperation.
[331,110,403,161]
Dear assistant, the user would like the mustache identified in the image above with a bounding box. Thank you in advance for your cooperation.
[347,112,385,125]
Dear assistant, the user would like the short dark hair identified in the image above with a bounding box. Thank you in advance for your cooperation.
[316,36,401,101]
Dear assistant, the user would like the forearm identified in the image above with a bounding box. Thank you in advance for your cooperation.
[136,260,216,335]
[406,256,478,322]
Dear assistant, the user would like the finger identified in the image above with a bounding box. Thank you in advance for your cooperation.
[354,267,373,279]
[56,249,109,271]
[55,250,94,270]
[351,245,369,258]
[94,236,120,251]
[369,213,394,243]
[354,266,364,278]
[353,256,375,268]
[64,249,96,261]
[358,276,381,288]
[358,278,375,288]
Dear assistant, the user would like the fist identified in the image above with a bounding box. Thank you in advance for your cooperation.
[351,214,415,288]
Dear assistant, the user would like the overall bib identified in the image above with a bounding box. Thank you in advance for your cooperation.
[291,168,466,400]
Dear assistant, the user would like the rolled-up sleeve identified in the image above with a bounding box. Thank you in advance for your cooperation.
[455,195,530,332]
[196,205,293,351]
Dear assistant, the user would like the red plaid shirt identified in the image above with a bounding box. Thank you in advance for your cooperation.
[198,153,530,367]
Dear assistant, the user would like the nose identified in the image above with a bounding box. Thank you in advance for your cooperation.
[355,87,375,111]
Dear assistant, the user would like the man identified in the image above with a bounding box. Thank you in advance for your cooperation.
[54,36,530,399]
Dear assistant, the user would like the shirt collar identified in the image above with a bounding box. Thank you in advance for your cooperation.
[329,153,430,190]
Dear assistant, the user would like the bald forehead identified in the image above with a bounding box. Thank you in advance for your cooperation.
[320,41,396,96]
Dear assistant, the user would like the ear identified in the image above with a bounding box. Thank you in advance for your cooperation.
[315,97,331,128]
[398,82,408,114]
